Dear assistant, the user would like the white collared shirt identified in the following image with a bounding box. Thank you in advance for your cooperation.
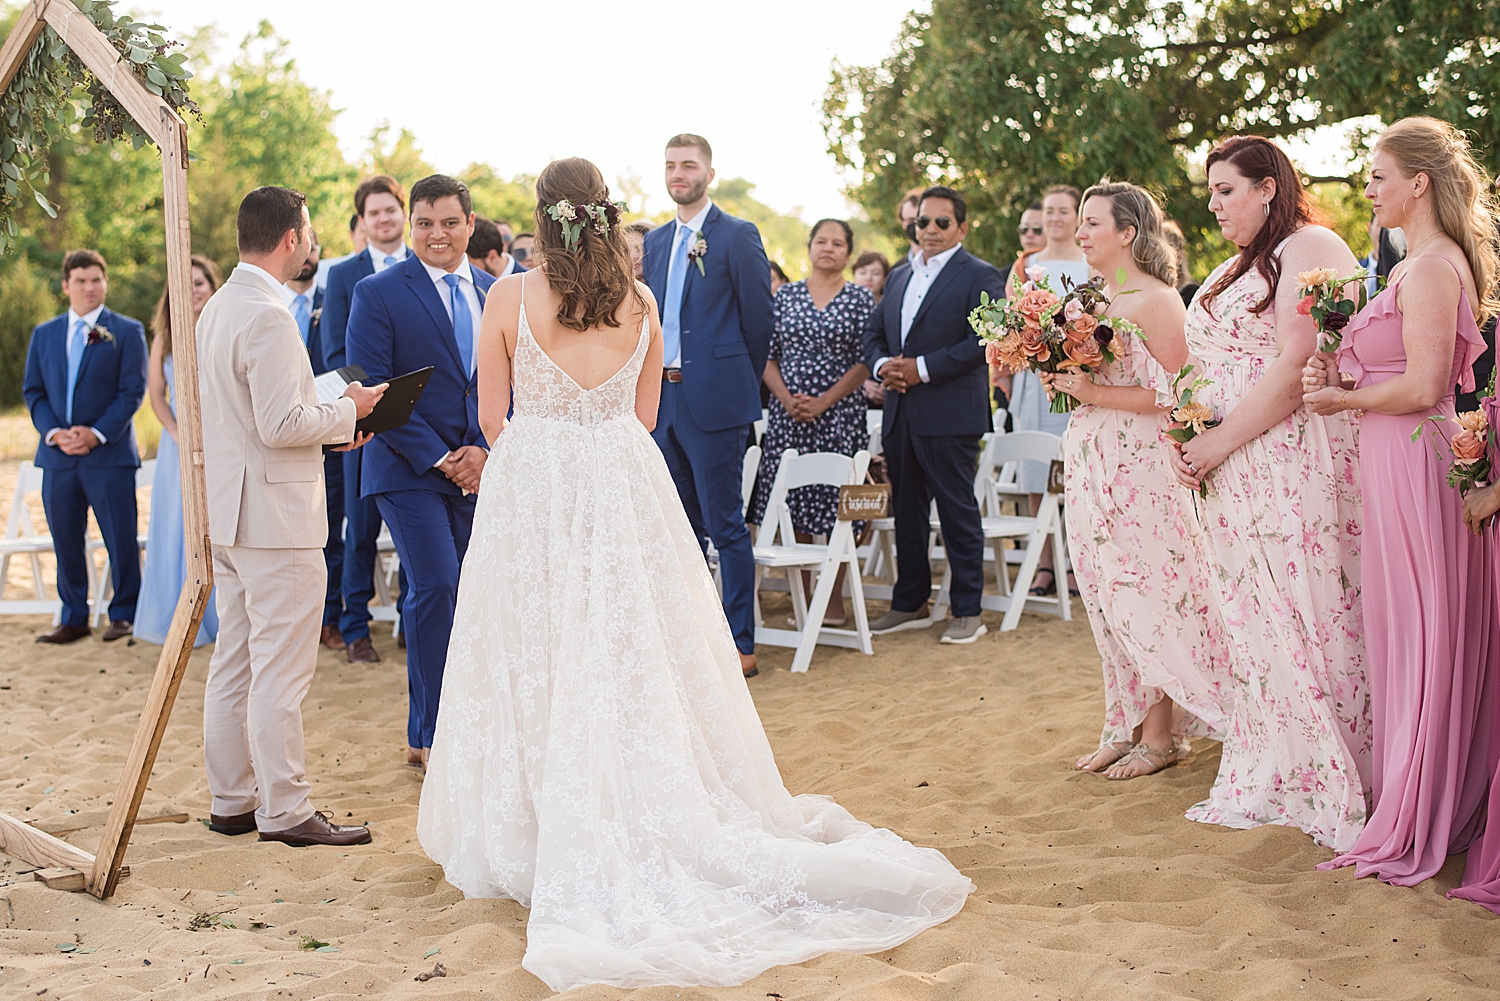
[873,242,964,384]
[233,262,297,308]
[420,257,483,473]
[48,304,108,446]
[369,243,408,274]
[664,199,714,368]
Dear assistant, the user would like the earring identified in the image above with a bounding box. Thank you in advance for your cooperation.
[1262,202,1270,218]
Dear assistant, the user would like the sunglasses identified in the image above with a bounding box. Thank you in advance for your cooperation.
[512,247,531,262]
[916,216,953,230]
[1017,226,1043,236]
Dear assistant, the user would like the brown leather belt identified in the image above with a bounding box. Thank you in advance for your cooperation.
[662,368,682,383]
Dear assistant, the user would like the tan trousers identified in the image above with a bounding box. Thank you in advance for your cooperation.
[203,544,324,831]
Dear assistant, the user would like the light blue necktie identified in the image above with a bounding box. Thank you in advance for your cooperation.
[292,293,312,345]
[383,254,397,270]
[661,224,693,365]
[65,318,88,423]
[443,273,474,376]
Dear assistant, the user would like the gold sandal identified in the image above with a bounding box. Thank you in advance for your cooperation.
[1104,743,1179,780]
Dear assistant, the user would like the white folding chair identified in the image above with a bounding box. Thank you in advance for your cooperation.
[0,460,62,616]
[88,459,155,625]
[932,431,1071,631]
[865,409,883,456]
[370,526,401,636]
[752,448,873,673]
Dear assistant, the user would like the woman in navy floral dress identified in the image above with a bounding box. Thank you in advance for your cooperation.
[750,219,873,624]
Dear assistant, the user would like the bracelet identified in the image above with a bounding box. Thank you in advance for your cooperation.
[1341,390,1365,416]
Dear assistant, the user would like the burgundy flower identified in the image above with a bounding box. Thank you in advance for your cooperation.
[1093,323,1113,348]
[1323,310,1351,332]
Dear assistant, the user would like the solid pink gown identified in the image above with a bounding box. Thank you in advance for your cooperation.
[1320,256,1500,886]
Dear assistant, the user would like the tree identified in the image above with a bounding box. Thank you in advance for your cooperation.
[362,121,434,190]
[458,162,535,230]
[824,0,1500,271]
[709,177,815,279]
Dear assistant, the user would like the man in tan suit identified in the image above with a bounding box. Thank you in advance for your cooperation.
[198,186,386,847]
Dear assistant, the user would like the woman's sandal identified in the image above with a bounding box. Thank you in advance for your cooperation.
[1077,740,1133,772]
[1104,743,1179,780]
[1029,568,1057,596]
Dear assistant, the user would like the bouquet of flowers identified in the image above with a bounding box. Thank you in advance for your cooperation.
[970,266,1142,413]
[1296,267,1378,353]
[1163,365,1221,498]
[1412,409,1491,494]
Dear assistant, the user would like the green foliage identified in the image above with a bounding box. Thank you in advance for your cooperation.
[707,177,814,278]
[362,122,434,190]
[824,0,1500,271]
[457,162,535,230]
[0,0,201,253]
[0,254,54,407]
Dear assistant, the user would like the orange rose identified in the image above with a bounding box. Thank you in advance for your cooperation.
[1015,288,1058,324]
[1066,312,1098,342]
[1452,427,1487,463]
[1020,326,1051,362]
[1061,335,1103,370]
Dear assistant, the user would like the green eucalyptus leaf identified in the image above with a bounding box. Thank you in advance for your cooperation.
[146,67,168,87]
[34,191,57,218]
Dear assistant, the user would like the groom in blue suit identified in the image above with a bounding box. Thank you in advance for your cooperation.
[641,134,774,677]
[346,174,494,764]
[22,250,148,643]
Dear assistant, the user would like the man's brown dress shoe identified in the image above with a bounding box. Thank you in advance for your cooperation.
[258,810,371,847]
[102,619,133,642]
[320,625,346,651]
[346,637,380,663]
[36,623,91,644]
[208,810,257,836]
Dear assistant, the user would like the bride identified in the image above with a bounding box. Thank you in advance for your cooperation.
[416,158,971,990]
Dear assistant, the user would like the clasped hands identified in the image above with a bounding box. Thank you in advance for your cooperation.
[1037,370,1095,406]
[51,426,100,456]
[879,356,921,394]
[1300,351,1353,416]
[438,445,487,493]
[785,393,828,423]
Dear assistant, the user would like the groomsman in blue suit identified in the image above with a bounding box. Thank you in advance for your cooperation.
[641,134,774,678]
[22,250,148,643]
[346,174,494,765]
[322,175,411,663]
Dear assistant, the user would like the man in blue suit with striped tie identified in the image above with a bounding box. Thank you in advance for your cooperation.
[641,134,774,678]
[346,174,494,767]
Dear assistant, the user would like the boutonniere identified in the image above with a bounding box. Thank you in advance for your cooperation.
[86,324,113,346]
[686,232,708,276]
[310,307,322,325]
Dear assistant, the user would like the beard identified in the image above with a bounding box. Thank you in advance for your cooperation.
[670,176,709,206]
[295,259,318,282]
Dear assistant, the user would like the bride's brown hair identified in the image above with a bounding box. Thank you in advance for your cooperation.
[534,157,645,331]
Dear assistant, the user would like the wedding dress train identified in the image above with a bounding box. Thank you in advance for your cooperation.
[416,293,971,991]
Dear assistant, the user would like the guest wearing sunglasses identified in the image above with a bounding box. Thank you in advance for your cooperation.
[509,231,535,269]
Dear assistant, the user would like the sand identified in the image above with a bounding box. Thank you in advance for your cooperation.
[1,448,1498,999]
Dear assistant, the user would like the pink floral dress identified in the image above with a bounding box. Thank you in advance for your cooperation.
[1065,323,1233,753]
[1179,248,1371,852]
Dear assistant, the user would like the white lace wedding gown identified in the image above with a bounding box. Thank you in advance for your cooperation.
[416,292,972,991]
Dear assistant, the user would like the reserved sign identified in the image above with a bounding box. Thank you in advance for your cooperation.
[838,483,890,520]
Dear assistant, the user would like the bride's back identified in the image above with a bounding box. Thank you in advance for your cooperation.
[520,271,650,390]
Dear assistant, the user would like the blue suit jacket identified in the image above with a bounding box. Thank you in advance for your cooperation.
[23,307,147,469]
[322,246,413,371]
[345,256,495,497]
[861,247,1003,438]
[641,205,774,432]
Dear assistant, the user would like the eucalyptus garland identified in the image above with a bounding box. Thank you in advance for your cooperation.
[0,0,201,253]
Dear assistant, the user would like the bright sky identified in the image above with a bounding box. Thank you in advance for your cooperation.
[139,0,926,222]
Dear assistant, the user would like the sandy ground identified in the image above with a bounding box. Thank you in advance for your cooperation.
[1,443,1499,999]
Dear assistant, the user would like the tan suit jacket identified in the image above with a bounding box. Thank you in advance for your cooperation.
[197,268,357,548]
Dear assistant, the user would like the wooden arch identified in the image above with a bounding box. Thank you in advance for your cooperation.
[0,0,211,899]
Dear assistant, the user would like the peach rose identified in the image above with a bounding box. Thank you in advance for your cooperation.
[1067,312,1098,341]
[1452,427,1487,463]
[1020,326,1051,362]
[1061,335,1103,369]
[1015,288,1058,324]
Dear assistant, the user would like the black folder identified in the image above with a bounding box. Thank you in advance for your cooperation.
[355,366,435,435]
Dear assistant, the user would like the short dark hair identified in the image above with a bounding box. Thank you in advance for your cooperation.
[467,216,505,259]
[769,261,789,284]
[354,175,406,216]
[236,186,308,255]
[1025,199,1043,212]
[919,185,967,224]
[61,249,107,281]
[665,133,712,163]
[625,220,657,236]
[808,218,854,251]
[900,187,924,215]
[852,250,890,276]
[513,231,535,241]
[409,174,472,217]
[348,212,361,234]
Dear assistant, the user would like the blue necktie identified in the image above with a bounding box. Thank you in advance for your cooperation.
[661,224,693,365]
[443,273,474,376]
[292,293,312,345]
[383,254,397,270]
[65,318,88,423]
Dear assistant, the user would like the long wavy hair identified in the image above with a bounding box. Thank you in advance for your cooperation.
[150,254,222,356]
[1200,135,1320,315]
[533,158,645,331]
[1376,116,1500,323]
[1081,180,1177,286]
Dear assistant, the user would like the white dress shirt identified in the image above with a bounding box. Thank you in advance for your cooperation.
[45,304,108,446]
[369,242,408,274]
[873,242,964,384]
[664,199,714,368]
[419,257,484,471]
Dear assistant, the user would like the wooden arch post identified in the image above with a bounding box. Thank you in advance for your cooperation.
[0,0,212,899]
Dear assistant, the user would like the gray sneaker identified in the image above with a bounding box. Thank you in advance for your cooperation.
[869,606,932,634]
[940,616,988,644]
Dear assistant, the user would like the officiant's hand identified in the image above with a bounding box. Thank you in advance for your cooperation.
[440,445,487,493]
[331,431,374,453]
[343,380,389,419]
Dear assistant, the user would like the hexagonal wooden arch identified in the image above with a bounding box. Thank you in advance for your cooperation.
[0,0,212,899]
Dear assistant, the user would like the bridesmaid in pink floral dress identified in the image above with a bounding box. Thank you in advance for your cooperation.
[1304,118,1499,887]
[1170,136,1370,852]
[1050,182,1233,779]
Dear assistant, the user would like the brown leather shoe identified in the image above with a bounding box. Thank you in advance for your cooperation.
[258,810,371,847]
[397,632,406,650]
[102,619,133,641]
[208,810,257,836]
[36,623,91,644]
[345,636,380,663]
[320,625,346,651]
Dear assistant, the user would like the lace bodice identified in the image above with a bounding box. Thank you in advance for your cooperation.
[511,290,649,427]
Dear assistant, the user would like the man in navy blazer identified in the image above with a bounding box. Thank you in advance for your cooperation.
[862,186,1004,645]
[640,134,774,677]
[22,250,148,643]
[347,174,493,764]
[322,174,411,662]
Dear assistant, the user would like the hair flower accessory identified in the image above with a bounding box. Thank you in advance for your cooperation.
[545,198,627,251]
[86,324,113,346]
